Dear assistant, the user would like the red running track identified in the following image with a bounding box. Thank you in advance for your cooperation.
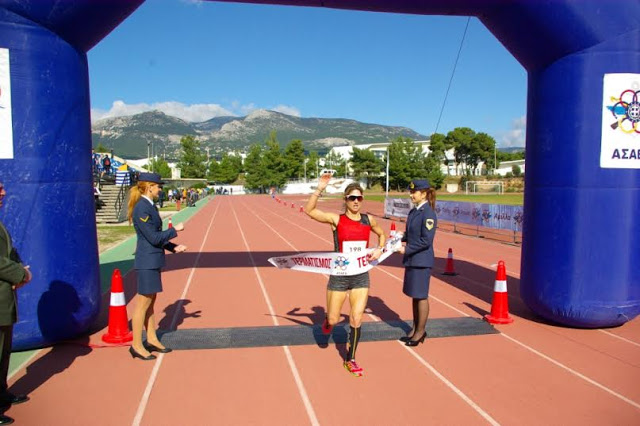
[6,195,640,425]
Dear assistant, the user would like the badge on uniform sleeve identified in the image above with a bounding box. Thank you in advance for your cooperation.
[426,219,434,230]
[139,215,150,223]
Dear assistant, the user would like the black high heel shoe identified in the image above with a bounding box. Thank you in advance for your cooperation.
[144,342,173,353]
[404,332,426,347]
[399,334,414,342]
[129,346,157,360]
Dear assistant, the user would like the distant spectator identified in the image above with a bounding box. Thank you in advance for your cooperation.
[102,155,112,176]
[158,188,165,209]
[94,183,105,211]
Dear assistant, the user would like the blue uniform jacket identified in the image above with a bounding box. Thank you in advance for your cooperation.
[402,203,437,268]
[133,198,178,270]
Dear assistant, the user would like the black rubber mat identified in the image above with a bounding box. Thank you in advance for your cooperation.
[158,317,498,350]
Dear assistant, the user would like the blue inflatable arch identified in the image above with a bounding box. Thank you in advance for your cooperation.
[0,0,638,349]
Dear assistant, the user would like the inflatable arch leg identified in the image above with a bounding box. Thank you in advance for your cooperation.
[0,9,101,349]
[521,33,640,327]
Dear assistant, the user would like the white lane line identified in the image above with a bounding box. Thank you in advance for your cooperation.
[500,333,640,410]
[169,201,221,330]
[253,200,640,410]
[598,330,640,347]
[132,199,221,426]
[132,353,166,426]
[366,310,500,425]
[246,202,495,424]
[232,204,319,426]
[400,343,500,425]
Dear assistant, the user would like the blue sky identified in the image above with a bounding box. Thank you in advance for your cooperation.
[88,0,527,147]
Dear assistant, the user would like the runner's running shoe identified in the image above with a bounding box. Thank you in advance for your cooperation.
[321,317,334,335]
[343,359,363,377]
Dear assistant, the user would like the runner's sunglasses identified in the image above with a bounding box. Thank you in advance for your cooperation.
[346,195,363,202]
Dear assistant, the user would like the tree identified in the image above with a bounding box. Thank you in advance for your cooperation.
[307,151,320,180]
[469,132,496,174]
[428,133,447,163]
[497,150,525,162]
[95,142,109,153]
[177,135,207,178]
[424,154,445,190]
[512,164,522,177]
[244,144,265,192]
[445,127,476,175]
[148,157,172,178]
[208,154,242,183]
[284,139,305,179]
[388,136,427,190]
[262,131,288,188]
[207,158,220,181]
[350,147,383,187]
[324,150,346,177]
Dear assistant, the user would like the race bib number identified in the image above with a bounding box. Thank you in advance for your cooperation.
[342,241,366,254]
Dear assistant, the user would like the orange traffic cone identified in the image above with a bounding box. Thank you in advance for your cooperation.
[102,269,133,344]
[168,217,173,229]
[390,221,397,236]
[442,248,457,275]
[300,206,304,213]
[291,203,295,209]
[484,261,514,324]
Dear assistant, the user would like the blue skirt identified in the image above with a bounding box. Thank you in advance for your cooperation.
[402,267,431,299]
[136,269,163,295]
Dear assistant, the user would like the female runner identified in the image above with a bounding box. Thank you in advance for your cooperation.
[305,174,385,377]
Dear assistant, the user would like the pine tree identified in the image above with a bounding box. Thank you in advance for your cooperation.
[177,135,207,178]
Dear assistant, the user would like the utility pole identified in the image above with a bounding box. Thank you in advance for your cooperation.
[385,148,390,198]
[147,141,150,172]
[304,158,307,182]
[494,143,497,175]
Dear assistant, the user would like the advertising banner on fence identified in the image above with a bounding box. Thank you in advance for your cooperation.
[384,198,524,232]
[384,197,412,218]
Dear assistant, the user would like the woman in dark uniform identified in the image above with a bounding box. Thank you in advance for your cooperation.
[128,173,187,360]
[397,179,437,346]
[305,174,386,377]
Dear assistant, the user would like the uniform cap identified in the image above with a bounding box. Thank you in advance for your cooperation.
[138,172,165,185]
[408,179,430,191]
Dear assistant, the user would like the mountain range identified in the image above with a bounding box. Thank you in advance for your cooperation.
[92,109,428,159]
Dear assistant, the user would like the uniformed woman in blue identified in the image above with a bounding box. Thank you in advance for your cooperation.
[127,173,187,360]
[397,179,437,346]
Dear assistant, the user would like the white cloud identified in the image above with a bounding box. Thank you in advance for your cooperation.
[91,100,302,123]
[499,115,526,147]
[237,102,257,116]
[271,104,301,117]
[91,100,236,123]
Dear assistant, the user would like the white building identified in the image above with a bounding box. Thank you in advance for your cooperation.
[326,140,487,176]
[495,159,525,176]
